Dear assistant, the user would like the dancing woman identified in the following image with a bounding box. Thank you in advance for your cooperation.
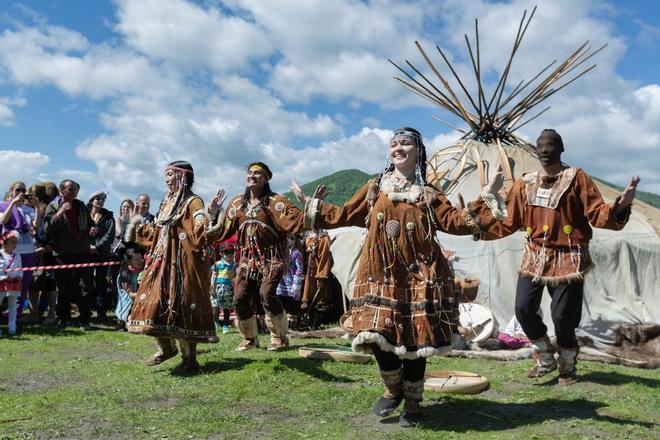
[208,162,307,352]
[291,127,487,427]
[125,161,224,374]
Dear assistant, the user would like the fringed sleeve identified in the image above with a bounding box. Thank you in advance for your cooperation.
[307,181,372,230]
[124,215,156,250]
[577,169,630,230]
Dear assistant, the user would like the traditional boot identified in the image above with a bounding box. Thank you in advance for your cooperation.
[372,368,403,417]
[146,337,178,366]
[265,312,289,351]
[527,335,557,378]
[399,379,424,427]
[172,340,199,374]
[558,347,579,386]
[235,316,260,351]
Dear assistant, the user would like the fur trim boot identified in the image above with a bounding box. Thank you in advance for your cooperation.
[373,368,403,417]
[172,340,199,374]
[558,346,579,385]
[265,312,289,351]
[146,337,178,366]
[527,335,557,378]
[399,379,424,427]
[236,316,260,351]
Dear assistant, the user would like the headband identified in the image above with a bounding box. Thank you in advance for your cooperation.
[166,165,193,174]
[390,129,423,145]
[247,161,273,180]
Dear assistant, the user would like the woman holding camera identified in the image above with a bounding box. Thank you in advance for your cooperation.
[0,181,38,316]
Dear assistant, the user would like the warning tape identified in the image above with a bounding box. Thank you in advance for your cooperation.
[2,260,122,273]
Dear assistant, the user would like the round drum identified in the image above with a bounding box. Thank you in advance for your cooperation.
[424,370,489,394]
[458,302,497,343]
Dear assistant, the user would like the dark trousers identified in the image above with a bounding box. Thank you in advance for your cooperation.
[515,275,584,349]
[373,345,426,381]
[233,268,284,320]
[55,254,94,324]
[91,262,110,315]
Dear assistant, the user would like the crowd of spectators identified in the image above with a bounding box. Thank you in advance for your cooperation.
[0,180,156,333]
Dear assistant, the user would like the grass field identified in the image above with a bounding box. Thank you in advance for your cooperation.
[0,322,658,439]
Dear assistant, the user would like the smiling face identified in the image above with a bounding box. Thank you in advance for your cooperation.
[120,201,133,218]
[389,136,419,171]
[136,195,150,214]
[246,167,267,191]
[91,194,106,209]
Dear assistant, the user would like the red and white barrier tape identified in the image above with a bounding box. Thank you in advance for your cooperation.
[2,260,122,272]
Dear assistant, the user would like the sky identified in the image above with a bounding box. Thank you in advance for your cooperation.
[0,0,659,213]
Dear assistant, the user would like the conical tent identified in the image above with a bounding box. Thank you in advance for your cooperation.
[328,7,659,347]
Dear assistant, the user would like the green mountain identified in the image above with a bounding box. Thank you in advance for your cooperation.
[283,169,374,207]
[284,169,660,210]
[592,177,659,209]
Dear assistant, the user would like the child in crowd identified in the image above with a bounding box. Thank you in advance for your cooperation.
[115,243,145,331]
[210,243,236,335]
[0,231,22,336]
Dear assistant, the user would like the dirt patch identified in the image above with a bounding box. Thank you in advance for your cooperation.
[1,371,76,393]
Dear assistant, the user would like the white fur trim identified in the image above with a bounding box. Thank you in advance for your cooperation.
[351,331,452,360]
[304,198,321,229]
[192,208,209,223]
[124,215,143,242]
[480,190,507,221]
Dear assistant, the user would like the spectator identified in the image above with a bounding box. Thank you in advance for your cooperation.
[43,179,94,330]
[276,234,305,327]
[0,231,22,335]
[135,194,154,224]
[113,199,134,250]
[0,182,38,316]
[87,191,115,321]
[210,242,236,336]
[115,242,145,331]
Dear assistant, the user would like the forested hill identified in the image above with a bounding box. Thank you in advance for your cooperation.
[283,169,374,208]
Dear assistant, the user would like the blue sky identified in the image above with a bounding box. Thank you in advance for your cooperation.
[0,0,659,212]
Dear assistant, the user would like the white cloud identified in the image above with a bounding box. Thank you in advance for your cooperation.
[0,25,179,99]
[114,0,273,71]
[0,151,50,190]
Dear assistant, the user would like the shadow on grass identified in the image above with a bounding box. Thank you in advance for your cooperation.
[579,371,660,388]
[279,357,358,383]
[390,397,658,432]
[168,357,254,377]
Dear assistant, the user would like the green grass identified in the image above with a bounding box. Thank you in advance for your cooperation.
[0,322,658,439]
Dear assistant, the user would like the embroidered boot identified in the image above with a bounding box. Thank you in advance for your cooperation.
[399,379,424,427]
[558,347,579,386]
[527,335,557,378]
[265,312,289,351]
[172,340,199,374]
[146,337,178,366]
[236,316,260,351]
[373,368,403,417]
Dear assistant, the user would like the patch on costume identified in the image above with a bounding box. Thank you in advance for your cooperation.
[274,200,286,219]
[179,232,187,240]
[228,206,237,219]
